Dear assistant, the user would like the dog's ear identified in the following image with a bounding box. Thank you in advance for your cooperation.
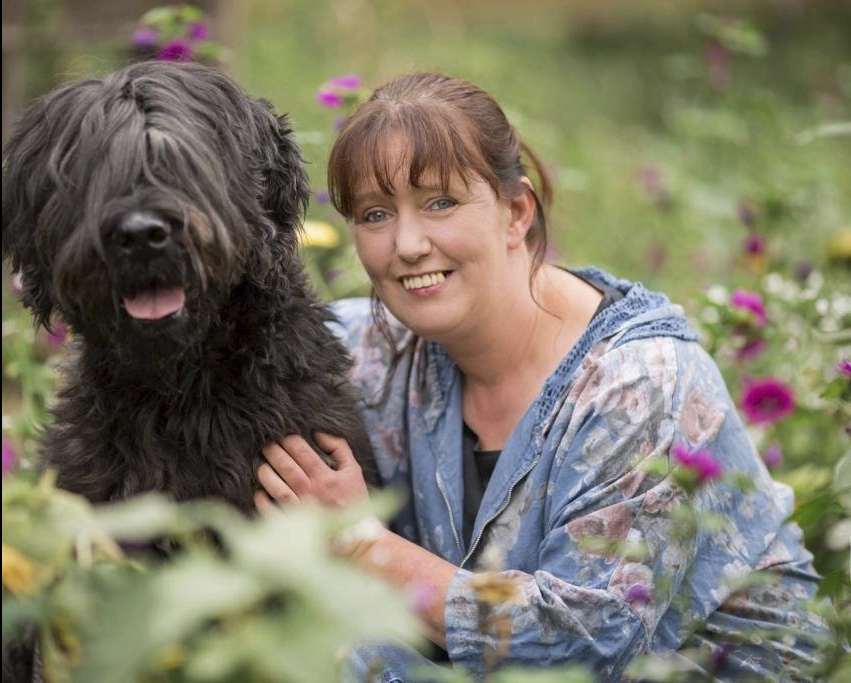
[253,105,310,235]
[2,92,65,329]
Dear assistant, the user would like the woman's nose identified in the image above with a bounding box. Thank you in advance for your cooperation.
[394,213,432,262]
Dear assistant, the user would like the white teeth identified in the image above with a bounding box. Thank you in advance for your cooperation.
[402,271,446,291]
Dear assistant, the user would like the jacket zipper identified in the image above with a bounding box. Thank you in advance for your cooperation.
[436,472,464,557]
[460,451,542,568]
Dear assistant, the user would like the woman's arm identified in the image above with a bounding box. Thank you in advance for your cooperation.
[255,432,457,647]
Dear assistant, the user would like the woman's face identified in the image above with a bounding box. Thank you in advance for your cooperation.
[349,139,531,343]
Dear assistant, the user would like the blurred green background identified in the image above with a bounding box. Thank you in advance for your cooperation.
[3,0,850,302]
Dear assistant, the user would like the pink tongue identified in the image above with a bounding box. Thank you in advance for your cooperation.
[123,287,186,320]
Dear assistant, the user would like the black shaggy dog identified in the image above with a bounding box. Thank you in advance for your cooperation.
[1,57,381,681]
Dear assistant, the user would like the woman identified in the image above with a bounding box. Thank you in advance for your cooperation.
[255,72,827,681]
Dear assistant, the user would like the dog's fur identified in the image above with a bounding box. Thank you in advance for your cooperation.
[1,61,380,679]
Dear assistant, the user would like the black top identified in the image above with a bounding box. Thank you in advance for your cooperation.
[461,271,624,546]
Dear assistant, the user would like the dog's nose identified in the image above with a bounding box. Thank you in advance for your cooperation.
[113,212,172,251]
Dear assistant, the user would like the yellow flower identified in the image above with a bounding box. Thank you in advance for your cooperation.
[826,228,851,263]
[469,571,523,606]
[2,543,40,595]
[300,220,340,248]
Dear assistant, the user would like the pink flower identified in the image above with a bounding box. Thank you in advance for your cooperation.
[743,232,765,255]
[734,336,767,363]
[762,444,783,470]
[157,39,194,61]
[46,321,68,348]
[625,584,652,605]
[327,74,361,90]
[132,26,159,49]
[316,90,345,108]
[2,438,17,476]
[408,582,438,616]
[838,359,851,377]
[672,443,723,485]
[10,272,24,295]
[187,21,210,41]
[730,289,767,327]
[740,377,795,425]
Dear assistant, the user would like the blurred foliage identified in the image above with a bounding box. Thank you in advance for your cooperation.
[2,0,850,680]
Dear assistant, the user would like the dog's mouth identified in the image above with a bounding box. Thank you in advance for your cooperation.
[122,287,186,321]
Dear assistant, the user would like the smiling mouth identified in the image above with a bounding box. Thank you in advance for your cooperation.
[122,287,186,320]
[401,271,446,291]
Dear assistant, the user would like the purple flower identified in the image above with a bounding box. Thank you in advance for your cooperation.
[316,90,345,108]
[672,443,723,485]
[2,438,17,476]
[327,74,361,90]
[838,359,851,377]
[762,444,783,470]
[10,272,24,296]
[334,115,348,131]
[740,377,796,425]
[132,26,159,49]
[314,189,331,205]
[734,336,767,363]
[743,231,765,255]
[730,289,767,327]
[625,584,653,605]
[187,21,211,42]
[46,321,68,348]
[408,581,438,616]
[157,39,194,62]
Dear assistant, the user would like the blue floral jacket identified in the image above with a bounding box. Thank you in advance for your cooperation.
[330,268,827,680]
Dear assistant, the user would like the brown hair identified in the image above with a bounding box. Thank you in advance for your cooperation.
[328,72,553,265]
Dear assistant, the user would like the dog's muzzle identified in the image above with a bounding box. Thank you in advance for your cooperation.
[110,211,187,321]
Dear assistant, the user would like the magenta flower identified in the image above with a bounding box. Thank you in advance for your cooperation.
[730,289,767,327]
[672,443,723,485]
[734,336,767,363]
[157,39,194,61]
[762,444,783,470]
[46,321,68,348]
[838,359,851,377]
[407,581,438,617]
[187,21,211,41]
[740,378,795,425]
[625,584,653,605]
[328,74,361,90]
[10,272,24,296]
[2,438,17,476]
[743,232,765,255]
[316,90,345,108]
[132,26,159,49]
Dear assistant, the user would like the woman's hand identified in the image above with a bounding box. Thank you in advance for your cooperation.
[254,432,370,515]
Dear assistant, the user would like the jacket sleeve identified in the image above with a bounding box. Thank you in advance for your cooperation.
[443,338,800,678]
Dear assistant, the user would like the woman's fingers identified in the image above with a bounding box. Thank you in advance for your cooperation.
[257,461,308,503]
[282,434,334,476]
[313,432,360,471]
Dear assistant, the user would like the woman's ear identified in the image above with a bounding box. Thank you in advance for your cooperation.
[506,177,537,249]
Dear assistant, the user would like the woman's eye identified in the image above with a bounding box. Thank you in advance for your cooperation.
[429,197,456,211]
[362,209,388,223]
